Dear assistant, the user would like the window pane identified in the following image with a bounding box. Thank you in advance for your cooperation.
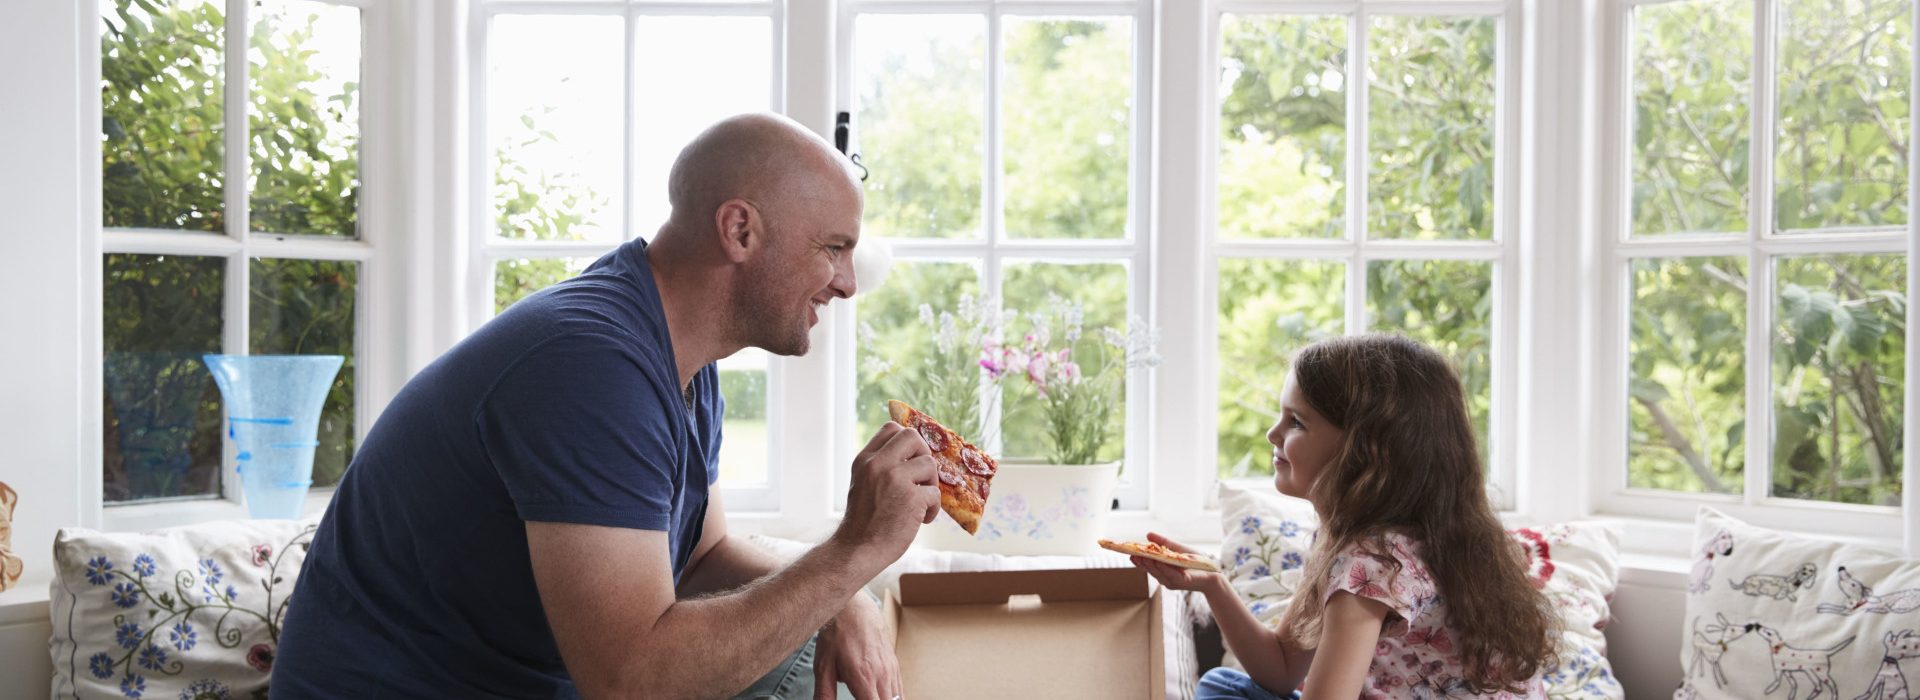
[855,262,983,447]
[632,16,774,234]
[490,15,624,242]
[1367,16,1496,241]
[495,257,594,314]
[1775,0,1912,231]
[1217,259,1345,479]
[103,254,225,502]
[1772,254,1906,505]
[1628,257,1747,494]
[249,0,361,238]
[250,258,357,488]
[1002,261,1129,463]
[854,15,986,240]
[1218,15,1348,241]
[1367,260,1493,461]
[717,349,770,487]
[1630,0,1751,236]
[1003,17,1133,240]
[100,0,225,232]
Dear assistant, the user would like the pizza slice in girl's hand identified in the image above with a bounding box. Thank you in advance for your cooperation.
[1099,538,1223,573]
[887,400,996,535]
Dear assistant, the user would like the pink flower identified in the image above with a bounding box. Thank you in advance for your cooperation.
[979,343,1007,379]
[247,643,274,673]
[1026,353,1052,391]
[251,545,273,567]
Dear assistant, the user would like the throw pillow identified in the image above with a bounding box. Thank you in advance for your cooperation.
[1676,507,1920,700]
[50,518,319,700]
[1213,482,1624,699]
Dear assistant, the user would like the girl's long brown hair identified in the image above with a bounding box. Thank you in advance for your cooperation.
[1276,334,1557,693]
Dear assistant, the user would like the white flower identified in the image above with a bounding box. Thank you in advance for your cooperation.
[935,311,960,353]
[918,304,935,327]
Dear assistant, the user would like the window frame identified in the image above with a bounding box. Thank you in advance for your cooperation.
[1592,0,1918,548]
[830,0,1159,511]
[93,0,391,531]
[1199,0,1525,512]
[468,0,789,512]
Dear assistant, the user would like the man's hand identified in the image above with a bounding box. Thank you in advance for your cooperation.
[1129,532,1223,592]
[833,422,940,565]
[813,594,900,700]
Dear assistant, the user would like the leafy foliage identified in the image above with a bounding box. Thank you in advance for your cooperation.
[101,0,361,498]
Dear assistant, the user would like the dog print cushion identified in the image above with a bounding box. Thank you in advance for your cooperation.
[50,518,319,700]
[1212,482,1625,699]
[1677,507,1920,700]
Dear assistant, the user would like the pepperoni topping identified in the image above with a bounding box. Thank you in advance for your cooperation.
[916,422,951,453]
[976,478,991,501]
[960,448,995,477]
[937,468,963,487]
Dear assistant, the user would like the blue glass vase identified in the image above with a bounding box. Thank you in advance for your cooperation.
[203,354,344,519]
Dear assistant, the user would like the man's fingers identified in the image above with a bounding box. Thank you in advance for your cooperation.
[813,646,840,700]
[924,484,941,524]
[860,422,905,456]
[879,424,933,462]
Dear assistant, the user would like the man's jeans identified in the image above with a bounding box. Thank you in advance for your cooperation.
[731,637,856,700]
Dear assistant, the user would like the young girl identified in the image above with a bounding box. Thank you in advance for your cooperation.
[1131,334,1556,699]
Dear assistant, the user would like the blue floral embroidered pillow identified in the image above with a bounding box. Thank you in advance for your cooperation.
[1214,482,1318,647]
[51,518,318,700]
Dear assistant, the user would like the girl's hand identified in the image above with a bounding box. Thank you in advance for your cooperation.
[1128,532,1221,591]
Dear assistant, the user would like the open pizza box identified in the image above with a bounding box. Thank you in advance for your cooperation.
[883,567,1165,699]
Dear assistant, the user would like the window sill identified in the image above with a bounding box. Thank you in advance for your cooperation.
[0,584,51,627]
[101,489,335,532]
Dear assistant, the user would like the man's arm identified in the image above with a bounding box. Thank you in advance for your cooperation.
[529,423,938,699]
[676,490,901,700]
[675,491,782,598]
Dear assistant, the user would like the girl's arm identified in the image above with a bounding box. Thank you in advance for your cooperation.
[1198,573,1314,694]
[1298,591,1389,700]
[1129,533,1314,696]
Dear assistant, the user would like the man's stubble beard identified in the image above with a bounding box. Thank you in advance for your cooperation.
[730,254,813,358]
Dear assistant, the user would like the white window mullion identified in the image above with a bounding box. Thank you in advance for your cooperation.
[986,8,1003,249]
[1491,2,1522,510]
[1742,0,1777,509]
[982,7,1006,459]
[221,0,254,507]
[1346,9,1368,335]
[1907,0,1920,557]
[467,10,494,331]
[623,8,638,243]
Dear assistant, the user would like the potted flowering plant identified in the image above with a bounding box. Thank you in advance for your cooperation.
[986,295,1163,467]
[871,293,1159,554]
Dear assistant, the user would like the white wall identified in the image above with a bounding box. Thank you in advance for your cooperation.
[0,0,90,695]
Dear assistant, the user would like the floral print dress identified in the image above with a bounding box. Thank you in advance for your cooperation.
[1322,532,1547,700]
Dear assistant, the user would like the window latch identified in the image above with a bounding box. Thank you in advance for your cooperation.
[834,111,870,182]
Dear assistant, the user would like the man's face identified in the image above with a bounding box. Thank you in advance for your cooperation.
[734,176,862,356]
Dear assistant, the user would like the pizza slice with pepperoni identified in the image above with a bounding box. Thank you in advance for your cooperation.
[888,400,996,535]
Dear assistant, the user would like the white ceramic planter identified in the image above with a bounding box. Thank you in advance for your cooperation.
[915,460,1122,556]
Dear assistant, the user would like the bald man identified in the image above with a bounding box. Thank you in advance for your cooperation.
[273,114,938,699]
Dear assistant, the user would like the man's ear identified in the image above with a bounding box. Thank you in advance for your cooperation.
[713,198,760,264]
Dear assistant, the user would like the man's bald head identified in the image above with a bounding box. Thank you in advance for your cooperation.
[664,112,861,232]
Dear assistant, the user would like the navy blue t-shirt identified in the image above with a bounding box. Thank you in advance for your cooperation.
[273,240,723,698]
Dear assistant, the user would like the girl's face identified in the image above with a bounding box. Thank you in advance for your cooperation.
[1267,372,1346,500]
